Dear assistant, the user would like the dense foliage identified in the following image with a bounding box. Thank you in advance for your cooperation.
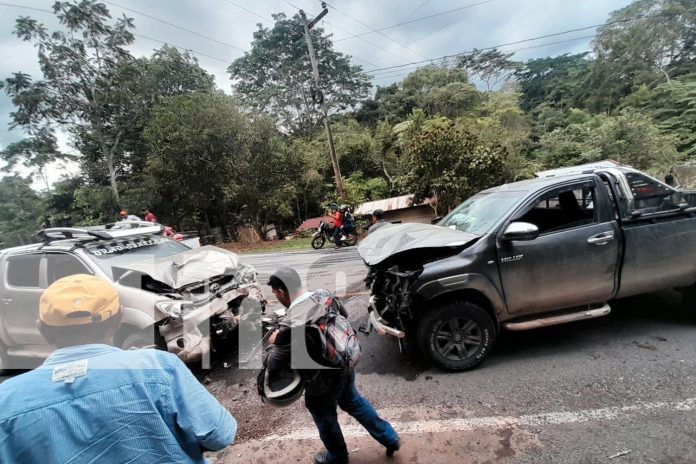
[1,0,695,246]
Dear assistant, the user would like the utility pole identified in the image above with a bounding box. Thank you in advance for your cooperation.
[299,5,346,200]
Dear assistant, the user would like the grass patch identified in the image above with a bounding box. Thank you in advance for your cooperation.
[217,237,314,254]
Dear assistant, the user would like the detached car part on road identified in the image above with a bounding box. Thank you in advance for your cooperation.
[358,161,696,371]
[0,224,265,370]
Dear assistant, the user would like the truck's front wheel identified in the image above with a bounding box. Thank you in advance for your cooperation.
[417,301,496,371]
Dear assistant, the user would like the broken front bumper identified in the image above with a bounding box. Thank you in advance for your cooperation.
[365,296,405,339]
[158,283,266,363]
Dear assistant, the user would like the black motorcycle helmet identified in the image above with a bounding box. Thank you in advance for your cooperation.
[257,363,304,408]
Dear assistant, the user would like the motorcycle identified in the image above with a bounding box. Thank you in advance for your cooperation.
[311,220,358,249]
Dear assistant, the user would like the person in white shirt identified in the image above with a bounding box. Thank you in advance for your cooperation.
[119,210,142,221]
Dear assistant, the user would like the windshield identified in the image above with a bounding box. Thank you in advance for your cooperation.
[439,191,527,235]
[84,235,190,279]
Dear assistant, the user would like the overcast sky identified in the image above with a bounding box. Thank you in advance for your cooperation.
[0,0,633,187]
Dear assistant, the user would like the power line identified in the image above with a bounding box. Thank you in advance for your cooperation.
[365,2,475,67]
[321,0,428,60]
[372,37,598,83]
[0,2,52,14]
[333,0,498,43]
[133,33,230,63]
[370,34,598,78]
[220,0,382,68]
[0,2,54,14]
[400,0,432,22]
[222,0,270,23]
[363,13,672,75]
[0,3,232,64]
[103,1,246,52]
[320,18,411,65]
[282,1,413,67]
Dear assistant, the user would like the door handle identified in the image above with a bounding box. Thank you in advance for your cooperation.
[587,232,614,245]
[0,298,12,303]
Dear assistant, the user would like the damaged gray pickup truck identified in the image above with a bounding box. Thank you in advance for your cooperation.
[0,224,265,370]
[358,161,696,371]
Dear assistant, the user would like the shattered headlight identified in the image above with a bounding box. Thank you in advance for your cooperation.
[155,300,194,319]
[236,264,258,285]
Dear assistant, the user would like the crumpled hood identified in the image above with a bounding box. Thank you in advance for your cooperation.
[357,223,479,266]
[114,245,245,289]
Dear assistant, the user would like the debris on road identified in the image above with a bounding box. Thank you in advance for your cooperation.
[609,450,631,459]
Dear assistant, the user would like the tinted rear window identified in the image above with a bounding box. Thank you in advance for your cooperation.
[6,254,41,288]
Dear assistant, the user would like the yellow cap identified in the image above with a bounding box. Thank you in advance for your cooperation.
[39,274,120,327]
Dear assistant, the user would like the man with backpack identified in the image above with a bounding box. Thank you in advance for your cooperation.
[266,267,401,464]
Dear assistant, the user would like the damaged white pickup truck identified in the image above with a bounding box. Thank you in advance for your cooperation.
[0,224,265,370]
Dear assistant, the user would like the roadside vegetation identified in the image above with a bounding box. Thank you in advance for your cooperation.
[1,0,695,247]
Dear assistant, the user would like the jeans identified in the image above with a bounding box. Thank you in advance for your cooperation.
[304,371,399,461]
[333,226,343,246]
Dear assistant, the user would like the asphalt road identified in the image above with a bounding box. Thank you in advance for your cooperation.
[3,247,695,463]
[241,246,369,300]
[210,247,696,464]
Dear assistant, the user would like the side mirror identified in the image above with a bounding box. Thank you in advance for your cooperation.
[501,222,539,242]
[431,216,443,225]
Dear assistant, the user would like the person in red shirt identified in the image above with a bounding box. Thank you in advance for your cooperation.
[331,204,344,248]
[142,208,158,223]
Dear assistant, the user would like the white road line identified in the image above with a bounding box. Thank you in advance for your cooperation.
[262,397,696,442]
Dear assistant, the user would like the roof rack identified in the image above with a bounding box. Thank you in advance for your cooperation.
[536,160,623,178]
[35,224,164,245]
[35,228,109,244]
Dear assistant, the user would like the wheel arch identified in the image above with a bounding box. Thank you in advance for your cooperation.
[120,307,157,331]
[425,289,500,334]
[413,273,505,329]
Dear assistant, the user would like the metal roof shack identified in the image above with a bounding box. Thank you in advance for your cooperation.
[355,194,436,225]
[298,215,334,230]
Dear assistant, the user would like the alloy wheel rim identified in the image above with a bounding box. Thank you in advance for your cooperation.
[434,317,483,361]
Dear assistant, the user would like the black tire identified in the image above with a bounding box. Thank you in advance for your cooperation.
[344,233,359,246]
[121,329,158,351]
[311,236,325,249]
[417,300,496,371]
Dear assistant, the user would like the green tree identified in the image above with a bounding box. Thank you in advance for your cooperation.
[228,13,370,136]
[1,0,136,203]
[355,83,404,126]
[42,177,114,227]
[587,0,696,112]
[0,174,44,248]
[623,77,696,156]
[515,53,591,113]
[339,171,389,206]
[536,111,680,172]
[457,48,521,92]
[144,92,245,228]
[0,127,74,191]
[470,92,536,181]
[397,66,480,119]
[224,117,304,239]
[76,46,215,195]
[398,118,509,214]
[357,66,481,124]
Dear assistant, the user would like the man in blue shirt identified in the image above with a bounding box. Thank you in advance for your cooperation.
[0,274,237,464]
